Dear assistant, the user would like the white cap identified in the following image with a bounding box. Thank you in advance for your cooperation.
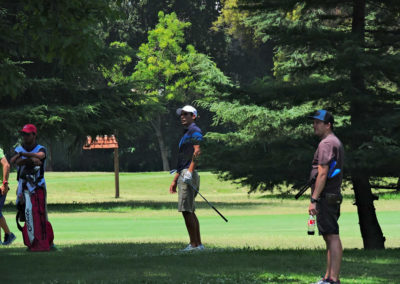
[176,105,198,117]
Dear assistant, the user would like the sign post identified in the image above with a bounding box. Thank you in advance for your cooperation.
[83,135,120,198]
[114,147,119,198]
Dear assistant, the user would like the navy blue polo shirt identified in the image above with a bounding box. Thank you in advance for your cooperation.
[177,123,203,173]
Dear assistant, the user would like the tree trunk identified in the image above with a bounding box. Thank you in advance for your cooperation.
[350,0,385,249]
[150,115,170,171]
[352,175,385,249]
[46,140,53,171]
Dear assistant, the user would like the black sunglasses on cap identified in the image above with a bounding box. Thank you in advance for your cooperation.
[181,112,193,116]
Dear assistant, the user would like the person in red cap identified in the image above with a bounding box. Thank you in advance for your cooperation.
[10,124,55,250]
[11,124,45,172]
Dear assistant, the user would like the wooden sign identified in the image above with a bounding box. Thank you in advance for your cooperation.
[83,135,118,149]
[83,135,120,198]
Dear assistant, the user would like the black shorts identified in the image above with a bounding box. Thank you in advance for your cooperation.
[316,193,342,235]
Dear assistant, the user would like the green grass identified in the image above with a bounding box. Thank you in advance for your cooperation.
[1,171,400,283]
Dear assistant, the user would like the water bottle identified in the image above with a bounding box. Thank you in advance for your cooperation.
[307,215,315,235]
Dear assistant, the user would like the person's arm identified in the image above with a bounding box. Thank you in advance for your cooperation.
[12,149,45,166]
[14,157,42,167]
[182,144,202,185]
[0,157,10,195]
[308,164,329,215]
[20,151,45,160]
[10,152,21,164]
[187,145,201,173]
[169,172,180,194]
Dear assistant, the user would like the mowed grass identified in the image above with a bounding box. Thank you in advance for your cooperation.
[1,171,400,283]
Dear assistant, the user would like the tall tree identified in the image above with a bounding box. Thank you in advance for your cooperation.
[130,12,230,171]
[0,0,141,154]
[202,0,400,249]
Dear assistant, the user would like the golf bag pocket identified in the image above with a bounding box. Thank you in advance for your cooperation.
[17,188,54,251]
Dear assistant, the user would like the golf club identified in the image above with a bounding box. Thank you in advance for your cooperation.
[294,160,341,199]
[170,169,228,222]
[187,180,228,222]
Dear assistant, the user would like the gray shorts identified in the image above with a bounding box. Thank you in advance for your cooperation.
[177,169,200,212]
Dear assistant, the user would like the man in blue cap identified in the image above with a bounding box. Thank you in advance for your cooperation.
[308,110,344,284]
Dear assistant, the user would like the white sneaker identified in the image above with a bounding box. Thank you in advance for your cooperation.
[195,244,205,250]
[181,244,195,252]
[311,278,330,284]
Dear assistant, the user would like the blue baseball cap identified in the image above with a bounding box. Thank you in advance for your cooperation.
[308,110,334,124]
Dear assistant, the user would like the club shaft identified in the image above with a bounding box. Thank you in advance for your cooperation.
[190,183,228,222]
[295,184,309,199]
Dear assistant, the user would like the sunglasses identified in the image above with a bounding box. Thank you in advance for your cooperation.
[21,132,34,136]
[181,112,192,116]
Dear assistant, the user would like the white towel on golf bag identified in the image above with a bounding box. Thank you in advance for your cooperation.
[16,177,37,202]
[23,190,35,244]
[15,144,46,204]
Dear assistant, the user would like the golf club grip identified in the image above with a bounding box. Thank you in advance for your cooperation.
[295,186,307,199]
[294,180,314,199]
[211,205,228,222]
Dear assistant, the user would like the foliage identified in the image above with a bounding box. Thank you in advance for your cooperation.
[0,0,144,152]
[201,0,400,192]
[131,12,231,106]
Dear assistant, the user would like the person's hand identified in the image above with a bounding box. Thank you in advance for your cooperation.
[182,171,192,184]
[31,157,43,166]
[0,184,9,195]
[308,202,317,216]
[169,181,177,194]
[193,148,201,159]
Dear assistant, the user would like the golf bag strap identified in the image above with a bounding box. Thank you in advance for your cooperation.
[16,211,24,232]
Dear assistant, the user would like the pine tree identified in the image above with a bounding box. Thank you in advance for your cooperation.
[0,0,139,151]
[202,0,400,249]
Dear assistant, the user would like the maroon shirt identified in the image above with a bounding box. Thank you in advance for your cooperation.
[310,133,344,194]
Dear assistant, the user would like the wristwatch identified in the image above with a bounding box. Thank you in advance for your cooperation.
[310,197,319,204]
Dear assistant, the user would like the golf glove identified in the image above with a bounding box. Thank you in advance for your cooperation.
[182,171,192,184]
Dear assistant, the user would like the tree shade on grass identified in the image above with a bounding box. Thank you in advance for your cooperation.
[1,171,399,282]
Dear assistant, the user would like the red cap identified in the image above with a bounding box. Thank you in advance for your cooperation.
[21,124,37,134]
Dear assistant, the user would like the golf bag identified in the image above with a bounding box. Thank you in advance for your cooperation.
[16,187,54,251]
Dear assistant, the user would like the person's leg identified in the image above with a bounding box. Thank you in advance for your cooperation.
[182,212,199,247]
[0,194,10,242]
[323,235,331,280]
[192,212,201,245]
[326,234,342,282]
[0,216,10,235]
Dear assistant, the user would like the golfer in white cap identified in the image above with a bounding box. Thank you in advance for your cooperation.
[170,105,204,251]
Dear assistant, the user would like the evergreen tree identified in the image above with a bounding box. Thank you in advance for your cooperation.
[0,0,141,155]
[202,0,400,249]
